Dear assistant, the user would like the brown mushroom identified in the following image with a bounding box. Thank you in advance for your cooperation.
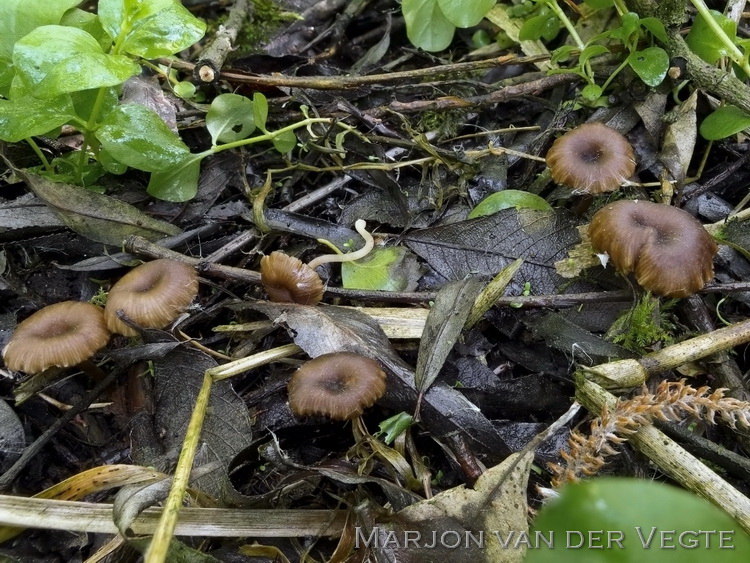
[260,252,325,306]
[2,301,110,373]
[287,352,386,420]
[105,259,199,336]
[588,199,718,297]
[260,219,374,305]
[546,122,636,193]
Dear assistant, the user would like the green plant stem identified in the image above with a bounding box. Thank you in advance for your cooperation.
[599,54,632,92]
[24,138,51,172]
[612,0,628,16]
[546,0,585,50]
[211,117,334,153]
[689,0,750,76]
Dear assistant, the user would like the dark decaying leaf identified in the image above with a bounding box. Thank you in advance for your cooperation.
[15,169,182,245]
[0,398,25,472]
[249,301,512,457]
[415,277,485,393]
[0,193,65,231]
[404,208,580,293]
[131,347,253,498]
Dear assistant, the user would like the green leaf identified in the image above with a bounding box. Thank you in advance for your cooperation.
[579,44,610,67]
[98,0,173,43]
[527,478,750,562]
[611,12,640,43]
[628,47,669,87]
[583,0,614,8]
[37,53,139,98]
[551,45,576,64]
[173,81,196,100]
[206,93,256,144]
[686,9,737,64]
[469,190,552,219]
[0,0,80,61]
[436,0,495,28]
[581,83,603,101]
[119,4,206,58]
[96,104,191,172]
[13,25,134,97]
[700,105,750,140]
[519,11,560,42]
[272,130,297,154]
[253,92,269,133]
[0,96,77,142]
[342,247,416,291]
[60,8,111,51]
[147,154,205,202]
[639,17,667,43]
[402,0,456,52]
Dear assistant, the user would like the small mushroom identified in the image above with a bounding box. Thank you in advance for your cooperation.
[588,199,718,297]
[2,301,110,373]
[546,122,636,193]
[105,259,199,336]
[287,352,386,420]
[260,219,374,305]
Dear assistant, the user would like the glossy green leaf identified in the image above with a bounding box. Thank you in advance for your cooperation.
[402,0,456,52]
[37,53,139,98]
[147,154,205,202]
[469,190,551,219]
[12,26,105,94]
[0,96,77,142]
[60,8,111,51]
[628,47,669,87]
[253,92,269,133]
[700,105,750,140]
[98,0,173,43]
[579,44,610,67]
[272,130,297,154]
[206,93,256,144]
[437,0,495,28]
[119,4,206,58]
[528,478,750,562]
[173,81,196,100]
[581,83,603,101]
[686,9,737,64]
[611,12,640,43]
[341,247,417,292]
[96,104,191,172]
[0,0,80,61]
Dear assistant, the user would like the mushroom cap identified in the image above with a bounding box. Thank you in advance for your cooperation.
[105,259,199,336]
[287,352,386,420]
[588,200,718,298]
[3,301,110,373]
[546,122,636,193]
[260,252,324,305]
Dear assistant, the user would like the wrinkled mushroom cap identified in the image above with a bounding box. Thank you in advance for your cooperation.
[546,122,636,194]
[260,252,324,305]
[3,301,110,372]
[588,200,718,298]
[105,259,199,336]
[287,352,386,420]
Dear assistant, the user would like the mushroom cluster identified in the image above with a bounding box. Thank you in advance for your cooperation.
[287,352,386,420]
[546,122,636,194]
[2,259,200,374]
[588,199,718,297]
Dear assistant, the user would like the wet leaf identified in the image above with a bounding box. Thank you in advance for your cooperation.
[627,47,669,87]
[14,169,182,245]
[700,105,750,140]
[415,277,485,394]
[437,0,495,28]
[147,153,205,202]
[118,3,206,58]
[404,208,580,295]
[0,96,76,142]
[96,104,192,172]
[0,398,24,472]
[36,52,139,98]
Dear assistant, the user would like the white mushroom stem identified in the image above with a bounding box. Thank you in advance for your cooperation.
[307,219,374,270]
